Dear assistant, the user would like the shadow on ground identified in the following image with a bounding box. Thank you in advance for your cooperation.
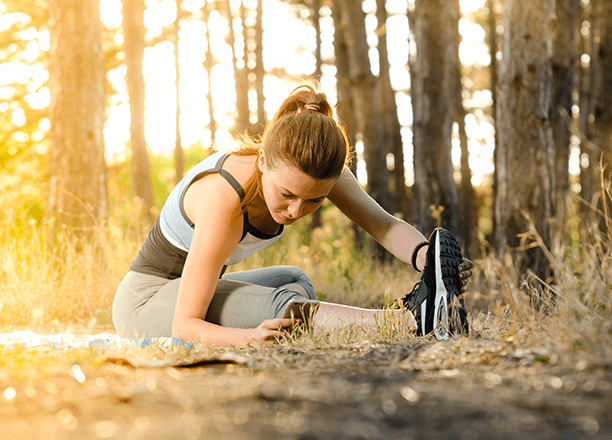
[1,337,611,439]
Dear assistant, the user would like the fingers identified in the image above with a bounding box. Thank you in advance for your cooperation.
[458,268,473,280]
[265,318,296,329]
[457,258,474,272]
[458,258,474,293]
[253,318,299,343]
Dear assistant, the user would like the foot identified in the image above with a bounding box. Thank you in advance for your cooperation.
[401,228,469,339]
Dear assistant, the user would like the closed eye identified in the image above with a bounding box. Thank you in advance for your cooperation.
[280,191,325,204]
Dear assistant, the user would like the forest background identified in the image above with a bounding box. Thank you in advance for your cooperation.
[3,2,612,438]
[0,0,610,351]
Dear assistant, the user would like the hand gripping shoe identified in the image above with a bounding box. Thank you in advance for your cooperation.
[402,228,469,339]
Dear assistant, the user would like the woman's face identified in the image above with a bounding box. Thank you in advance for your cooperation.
[258,150,337,225]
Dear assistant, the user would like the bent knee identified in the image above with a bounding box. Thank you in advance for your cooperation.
[286,267,315,298]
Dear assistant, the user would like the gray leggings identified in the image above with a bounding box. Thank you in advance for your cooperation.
[112,266,315,338]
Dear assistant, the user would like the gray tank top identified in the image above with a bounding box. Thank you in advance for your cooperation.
[130,151,284,279]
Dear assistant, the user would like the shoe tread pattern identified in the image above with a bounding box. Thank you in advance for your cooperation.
[418,229,468,336]
[436,229,469,335]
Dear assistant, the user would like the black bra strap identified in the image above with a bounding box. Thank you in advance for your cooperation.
[218,169,246,201]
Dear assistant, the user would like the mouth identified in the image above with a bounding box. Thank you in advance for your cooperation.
[278,212,296,223]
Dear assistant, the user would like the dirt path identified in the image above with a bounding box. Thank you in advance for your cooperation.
[1,338,611,439]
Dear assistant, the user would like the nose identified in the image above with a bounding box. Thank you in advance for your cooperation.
[287,200,304,219]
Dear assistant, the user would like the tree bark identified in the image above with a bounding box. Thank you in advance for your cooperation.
[252,0,266,135]
[203,0,216,144]
[454,0,475,256]
[591,0,612,192]
[411,0,460,237]
[375,0,407,219]
[487,0,499,242]
[309,0,324,231]
[551,0,580,214]
[173,0,184,183]
[332,0,364,249]
[458,93,474,257]
[334,0,392,260]
[579,0,597,212]
[224,0,249,137]
[122,0,153,220]
[47,0,107,233]
[494,0,556,288]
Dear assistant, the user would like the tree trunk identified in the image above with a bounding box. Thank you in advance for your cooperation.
[224,0,249,137]
[454,0,475,257]
[411,0,460,237]
[312,0,323,80]
[579,0,597,213]
[203,0,216,144]
[173,0,184,183]
[309,0,324,231]
[332,0,364,249]
[375,0,407,220]
[494,0,556,290]
[457,93,474,257]
[592,0,612,202]
[252,0,266,135]
[551,0,580,214]
[122,0,154,221]
[47,0,107,233]
[487,0,499,243]
[334,0,392,260]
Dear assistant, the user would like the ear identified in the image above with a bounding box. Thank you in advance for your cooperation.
[257,149,266,173]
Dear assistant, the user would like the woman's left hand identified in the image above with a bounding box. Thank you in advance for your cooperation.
[457,258,473,293]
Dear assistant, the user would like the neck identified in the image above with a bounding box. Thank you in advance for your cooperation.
[246,200,280,234]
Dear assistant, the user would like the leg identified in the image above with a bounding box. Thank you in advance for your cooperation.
[113,269,414,338]
[223,267,415,332]
[205,277,310,328]
[313,302,415,332]
[222,266,315,300]
[112,271,179,338]
[113,268,315,337]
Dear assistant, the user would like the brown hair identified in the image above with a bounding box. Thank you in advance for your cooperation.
[234,84,351,214]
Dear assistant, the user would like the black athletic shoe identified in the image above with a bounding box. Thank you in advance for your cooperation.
[402,228,469,339]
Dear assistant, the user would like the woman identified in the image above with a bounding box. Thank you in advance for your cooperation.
[112,85,473,346]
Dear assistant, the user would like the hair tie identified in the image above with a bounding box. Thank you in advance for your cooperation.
[304,102,319,111]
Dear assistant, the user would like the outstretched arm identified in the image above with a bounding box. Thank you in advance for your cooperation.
[327,167,428,268]
[328,167,472,290]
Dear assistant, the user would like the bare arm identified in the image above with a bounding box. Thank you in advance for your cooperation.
[172,175,292,345]
[327,167,429,270]
[328,167,474,288]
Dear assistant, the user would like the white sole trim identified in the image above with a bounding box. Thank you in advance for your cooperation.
[420,298,427,336]
[433,232,450,340]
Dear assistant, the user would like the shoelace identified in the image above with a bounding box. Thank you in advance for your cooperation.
[400,278,465,310]
[397,281,422,310]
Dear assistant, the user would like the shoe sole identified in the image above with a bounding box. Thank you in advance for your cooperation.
[421,229,468,338]
[433,231,451,340]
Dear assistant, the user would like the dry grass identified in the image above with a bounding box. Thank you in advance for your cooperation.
[0,197,610,364]
[1,197,611,440]
[0,207,146,333]
[468,218,612,362]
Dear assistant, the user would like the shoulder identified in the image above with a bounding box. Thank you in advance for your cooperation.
[329,166,361,201]
[221,153,258,188]
[183,173,243,226]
